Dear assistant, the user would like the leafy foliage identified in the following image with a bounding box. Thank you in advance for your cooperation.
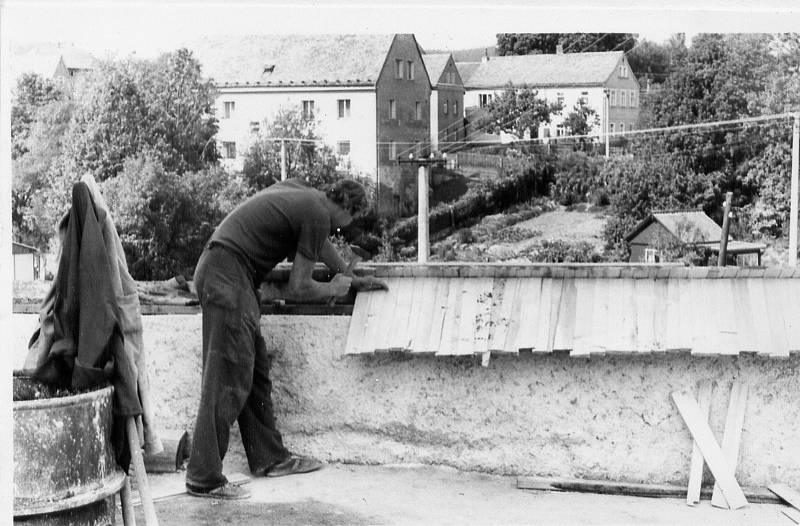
[11,73,65,160]
[562,99,600,137]
[550,151,606,206]
[242,106,340,191]
[68,48,219,181]
[525,239,605,263]
[475,84,562,138]
[496,33,637,55]
[102,155,249,279]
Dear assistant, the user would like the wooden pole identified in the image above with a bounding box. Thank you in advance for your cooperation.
[790,113,799,266]
[120,476,137,526]
[418,164,429,263]
[126,418,159,526]
[280,139,287,181]
[604,90,610,159]
[718,191,733,266]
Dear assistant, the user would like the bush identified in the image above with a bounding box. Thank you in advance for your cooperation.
[525,240,605,263]
[550,151,607,206]
[103,155,249,279]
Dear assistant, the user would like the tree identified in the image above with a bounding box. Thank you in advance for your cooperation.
[475,84,562,139]
[11,73,64,159]
[102,155,249,279]
[242,106,340,191]
[562,99,599,136]
[68,48,219,181]
[625,37,686,87]
[496,33,637,55]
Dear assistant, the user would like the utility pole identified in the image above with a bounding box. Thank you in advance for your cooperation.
[718,192,733,266]
[280,139,287,181]
[398,152,447,263]
[790,113,799,266]
[604,89,610,158]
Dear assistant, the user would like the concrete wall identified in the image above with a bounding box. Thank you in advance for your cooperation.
[13,313,800,487]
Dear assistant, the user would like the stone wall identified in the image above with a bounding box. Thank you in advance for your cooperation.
[13,313,800,487]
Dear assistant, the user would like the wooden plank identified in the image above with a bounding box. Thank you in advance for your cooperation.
[764,278,791,357]
[343,289,371,355]
[408,277,436,353]
[570,278,595,357]
[690,278,717,355]
[620,278,639,352]
[711,381,749,508]
[471,278,495,354]
[490,278,519,353]
[651,279,669,352]
[715,279,740,355]
[731,277,756,354]
[517,476,781,503]
[663,278,684,351]
[784,280,800,352]
[436,279,464,355]
[687,380,714,506]
[588,278,609,355]
[671,391,748,510]
[783,508,800,525]
[769,483,800,512]
[455,279,491,355]
[553,278,577,351]
[635,278,656,353]
[604,279,632,353]
[511,277,543,352]
[532,277,554,352]
[747,278,775,356]
[546,278,567,352]
[362,277,399,353]
[425,278,451,354]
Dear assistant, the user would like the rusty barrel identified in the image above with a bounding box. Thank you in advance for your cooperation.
[13,376,126,525]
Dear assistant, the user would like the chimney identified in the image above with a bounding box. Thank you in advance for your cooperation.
[482,48,490,63]
[556,43,563,54]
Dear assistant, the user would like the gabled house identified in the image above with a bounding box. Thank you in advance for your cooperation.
[53,49,95,92]
[421,53,465,152]
[625,210,765,266]
[457,49,640,140]
[190,34,431,211]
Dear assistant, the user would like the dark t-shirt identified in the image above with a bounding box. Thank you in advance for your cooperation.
[210,179,330,282]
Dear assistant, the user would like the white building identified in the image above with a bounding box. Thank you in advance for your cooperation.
[457,50,641,140]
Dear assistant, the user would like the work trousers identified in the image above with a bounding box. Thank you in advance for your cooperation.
[186,244,290,489]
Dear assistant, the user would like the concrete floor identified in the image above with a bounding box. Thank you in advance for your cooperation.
[128,462,792,526]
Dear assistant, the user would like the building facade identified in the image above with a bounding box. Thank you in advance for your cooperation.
[458,51,641,140]
[192,34,431,211]
[422,53,465,152]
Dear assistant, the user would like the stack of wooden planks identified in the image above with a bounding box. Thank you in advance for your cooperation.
[343,264,800,358]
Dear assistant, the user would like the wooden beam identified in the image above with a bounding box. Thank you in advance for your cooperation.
[769,483,800,512]
[671,391,748,510]
[784,508,800,525]
[687,380,713,506]
[711,381,749,508]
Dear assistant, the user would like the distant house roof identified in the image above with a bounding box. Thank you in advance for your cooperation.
[625,210,765,254]
[457,51,626,89]
[189,34,398,87]
[421,53,451,85]
[59,49,96,71]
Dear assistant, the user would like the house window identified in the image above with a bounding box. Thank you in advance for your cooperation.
[579,91,589,105]
[223,101,235,119]
[302,100,315,120]
[415,101,422,120]
[443,100,448,115]
[644,248,660,263]
[479,93,493,108]
[390,141,397,160]
[610,90,617,106]
[556,92,565,107]
[389,99,397,119]
[620,123,625,133]
[453,101,458,116]
[609,123,615,135]
[395,59,404,79]
[619,63,629,78]
[621,91,627,107]
[630,90,637,107]
[407,61,414,80]
[222,141,236,159]
[338,99,351,118]
[337,140,351,156]
[249,121,260,134]
[556,125,566,137]
[629,123,635,132]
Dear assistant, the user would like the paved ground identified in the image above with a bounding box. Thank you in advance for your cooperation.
[124,463,792,526]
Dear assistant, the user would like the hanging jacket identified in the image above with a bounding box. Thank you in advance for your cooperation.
[24,179,162,466]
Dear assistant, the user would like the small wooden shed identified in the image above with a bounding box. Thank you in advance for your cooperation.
[625,210,764,266]
[12,242,43,281]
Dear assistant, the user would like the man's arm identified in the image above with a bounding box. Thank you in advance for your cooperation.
[285,250,352,303]
[320,239,389,292]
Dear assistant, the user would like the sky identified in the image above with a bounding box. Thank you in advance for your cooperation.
[4,1,800,60]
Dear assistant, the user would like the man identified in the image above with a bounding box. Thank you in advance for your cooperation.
[186,178,387,499]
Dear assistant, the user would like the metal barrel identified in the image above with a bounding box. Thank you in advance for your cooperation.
[14,376,126,525]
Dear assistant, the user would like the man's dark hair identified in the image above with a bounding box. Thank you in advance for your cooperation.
[325,179,369,217]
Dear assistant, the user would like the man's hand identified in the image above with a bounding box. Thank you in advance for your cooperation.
[350,276,389,292]
[329,273,354,296]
